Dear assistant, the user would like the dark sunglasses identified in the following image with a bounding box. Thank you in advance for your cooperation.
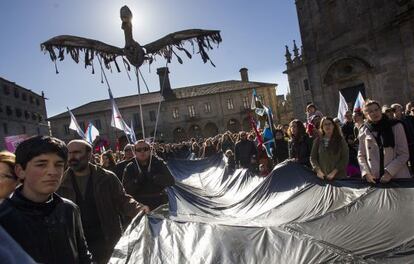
[135,147,150,152]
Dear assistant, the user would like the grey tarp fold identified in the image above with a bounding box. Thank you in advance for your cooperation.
[110,154,414,264]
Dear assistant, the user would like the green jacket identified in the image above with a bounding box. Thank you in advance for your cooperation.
[310,137,349,179]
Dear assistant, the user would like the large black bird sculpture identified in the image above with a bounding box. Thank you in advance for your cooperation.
[41,5,222,72]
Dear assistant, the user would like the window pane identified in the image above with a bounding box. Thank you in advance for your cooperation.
[173,107,179,119]
[243,97,249,109]
[188,105,196,117]
[133,113,141,128]
[227,99,234,110]
[64,124,70,135]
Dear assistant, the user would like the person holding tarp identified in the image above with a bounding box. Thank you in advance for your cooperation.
[58,140,149,263]
[310,117,349,180]
[358,100,411,183]
[123,140,175,210]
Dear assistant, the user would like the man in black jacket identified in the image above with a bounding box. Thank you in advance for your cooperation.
[113,143,135,181]
[58,140,149,264]
[123,140,175,210]
[235,131,258,168]
[0,136,92,264]
[341,110,355,139]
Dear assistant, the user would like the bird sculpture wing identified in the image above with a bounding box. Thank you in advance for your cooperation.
[143,29,222,66]
[41,35,127,72]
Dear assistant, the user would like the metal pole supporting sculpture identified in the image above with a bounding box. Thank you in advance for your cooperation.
[41,5,222,72]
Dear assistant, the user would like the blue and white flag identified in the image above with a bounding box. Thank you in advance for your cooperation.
[353,91,365,112]
[252,89,267,116]
[67,107,86,139]
[85,122,100,144]
[263,125,274,158]
[263,106,275,158]
[108,88,133,135]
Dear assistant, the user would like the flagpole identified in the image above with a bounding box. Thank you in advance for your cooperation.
[135,67,146,140]
[96,57,144,177]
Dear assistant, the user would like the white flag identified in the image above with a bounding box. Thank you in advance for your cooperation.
[337,91,349,124]
[108,89,132,135]
[67,108,86,139]
[85,122,100,144]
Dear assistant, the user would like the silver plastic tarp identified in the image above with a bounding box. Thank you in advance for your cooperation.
[109,154,414,264]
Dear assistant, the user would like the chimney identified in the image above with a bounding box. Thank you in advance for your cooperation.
[157,67,173,97]
[239,68,249,82]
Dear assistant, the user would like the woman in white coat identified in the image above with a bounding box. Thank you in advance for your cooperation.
[358,100,411,183]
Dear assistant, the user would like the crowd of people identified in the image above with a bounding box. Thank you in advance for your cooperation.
[0,98,414,263]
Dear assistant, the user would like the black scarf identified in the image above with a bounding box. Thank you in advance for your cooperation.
[365,114,399,148]
[365,115,400,177]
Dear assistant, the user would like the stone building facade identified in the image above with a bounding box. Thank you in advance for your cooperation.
[284,0,414,120]
[0,77,49,149]
[48,68,278,148]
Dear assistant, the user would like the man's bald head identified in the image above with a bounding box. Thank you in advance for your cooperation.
[68,139,92,153]
[67,140,93,172]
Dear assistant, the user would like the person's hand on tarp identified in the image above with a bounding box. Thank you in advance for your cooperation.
[140,205,151,214]
[315,168,325,180]
[326,169,338,181]
[380,171,392,183]
[364,173,376,184]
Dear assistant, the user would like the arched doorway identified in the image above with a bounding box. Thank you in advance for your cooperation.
[227,118,241,133]
[173,127,187,143]
[323,56,373,113]
[188,124,203,139]
[204,122,219,138]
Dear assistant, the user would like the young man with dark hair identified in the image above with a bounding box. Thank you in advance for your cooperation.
[0,136,92,264]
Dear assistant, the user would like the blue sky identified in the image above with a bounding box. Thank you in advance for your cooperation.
[0,0,301,117]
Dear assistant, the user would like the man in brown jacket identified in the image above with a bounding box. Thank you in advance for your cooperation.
[58,140,149,264]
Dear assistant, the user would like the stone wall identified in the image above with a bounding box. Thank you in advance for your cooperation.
[286,0,414,119]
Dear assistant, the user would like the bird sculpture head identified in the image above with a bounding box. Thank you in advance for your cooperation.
[120,6,133,23]
[120,5,133,31]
